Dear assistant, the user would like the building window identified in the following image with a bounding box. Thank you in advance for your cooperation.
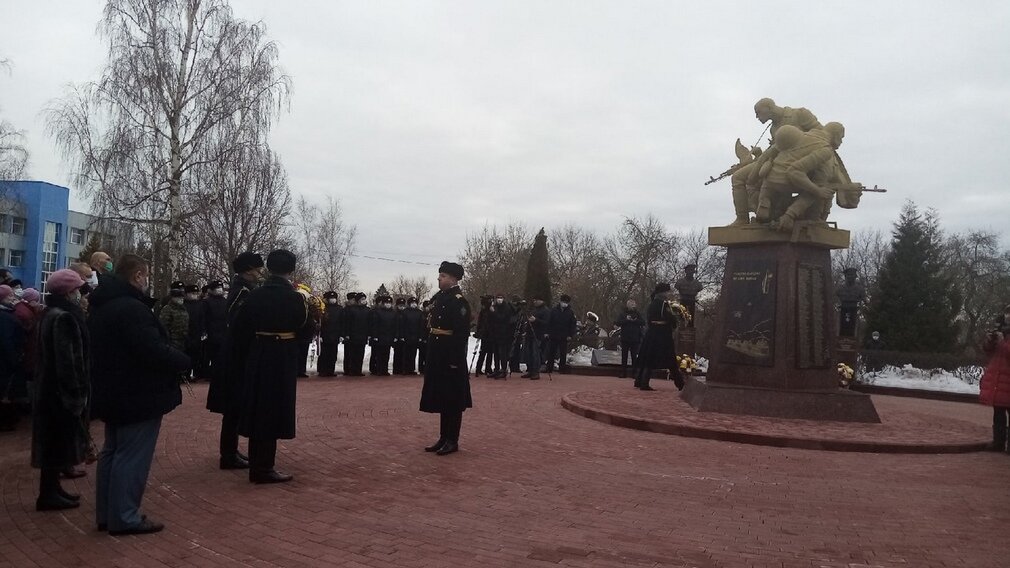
[40,222,60,285]
[10,216,26,236]
[70,227,86,245]
[8,250,24,267]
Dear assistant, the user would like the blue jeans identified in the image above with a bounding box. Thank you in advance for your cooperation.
[96,417,163,530]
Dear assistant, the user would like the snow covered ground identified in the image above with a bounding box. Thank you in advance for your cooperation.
[309,340,982,397]
[857,364,981,395]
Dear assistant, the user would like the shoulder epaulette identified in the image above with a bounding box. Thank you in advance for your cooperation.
[455,294,463,299]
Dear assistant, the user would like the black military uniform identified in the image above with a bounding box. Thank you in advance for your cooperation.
[183,284,207,379]
[613,304,645,378]
[342,293,370,376]
[295,287,319,378]
[634,283,682,391]
[546,294,577,373]
[233,250,306,484]
[206,252,264,470]
[473,296,494,376]
[203,280,228,379]
[318,291,342,377]
[417,300,432,373]
[395,297,424,375]
[420,262,472,456]
[487,295,515,379]
[369,295,396,376]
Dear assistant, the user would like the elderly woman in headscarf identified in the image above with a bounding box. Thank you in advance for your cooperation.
[31,269,91,511]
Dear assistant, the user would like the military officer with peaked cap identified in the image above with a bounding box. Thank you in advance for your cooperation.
[420,261,473,456]
[232,249,306,483]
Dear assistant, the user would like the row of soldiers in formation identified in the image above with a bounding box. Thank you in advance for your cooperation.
[155,281,436,380]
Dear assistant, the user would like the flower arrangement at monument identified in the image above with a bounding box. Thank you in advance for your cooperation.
[837,363,855,388]
[677,354,698,374]
[667,300,692,324]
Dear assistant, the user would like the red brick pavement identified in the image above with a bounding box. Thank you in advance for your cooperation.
[1,374,1007,568]
[563,389,990,453]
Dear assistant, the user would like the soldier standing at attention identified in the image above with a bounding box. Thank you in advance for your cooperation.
[207,252,264,471]
[417,300,432,373]
[420,262,472,456]
[183,284,207,380]
[233,250,306,484]
[317,291,343,377]
[202,280,229,378]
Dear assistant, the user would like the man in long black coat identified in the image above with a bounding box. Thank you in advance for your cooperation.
[206,252,263,470]
[633,283,682,391]
[369,295,396,375]
[420,262,472,456]
[232,250,306,484]
[342,293,369,376]
[317,291,342,377]
[545,294,577,373]
[203,280,228,378]
[183,284,207,379]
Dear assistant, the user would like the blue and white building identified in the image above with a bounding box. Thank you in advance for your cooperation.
[0,180,134,290]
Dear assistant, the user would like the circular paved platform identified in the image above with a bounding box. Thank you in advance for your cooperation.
[1,374,1006,567]
[562,385,990,453]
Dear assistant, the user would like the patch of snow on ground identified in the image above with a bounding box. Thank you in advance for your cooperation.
[859,364,981,395]
[569,346,594,367]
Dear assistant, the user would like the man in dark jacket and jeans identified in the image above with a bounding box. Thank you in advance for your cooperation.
[89,255,191,535]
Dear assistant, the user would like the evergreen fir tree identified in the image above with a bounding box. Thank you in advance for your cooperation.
[524,228,552,305]
[373,283,389,303]
[863,201,960,352]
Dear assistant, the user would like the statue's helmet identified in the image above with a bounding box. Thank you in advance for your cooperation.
[772,124,803,151]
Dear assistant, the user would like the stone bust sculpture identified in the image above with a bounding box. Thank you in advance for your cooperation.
[836,267,866,308]
[675,264,704,325]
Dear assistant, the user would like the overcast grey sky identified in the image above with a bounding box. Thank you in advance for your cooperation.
[4,1,1009,293]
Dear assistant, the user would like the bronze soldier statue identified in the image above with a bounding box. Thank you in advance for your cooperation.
[419,261,473,456]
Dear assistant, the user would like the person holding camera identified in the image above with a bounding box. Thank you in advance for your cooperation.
[980,305,1010,454]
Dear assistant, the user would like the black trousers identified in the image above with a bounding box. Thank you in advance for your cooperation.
[370,344,391,375]
[248,437,277,474]
[318,341,339,376]
[393,343,418,374]
[620,341,640,376]
[219,412,240,458]
[344,342,366,375]
[439,411,463,443]
[546,337,569,371]
[418,342,427,373]
[492,339,510,374]
[186,339,207,378]
[993,407,1009,445]
[204,339,222,379]
[297,338,311,375]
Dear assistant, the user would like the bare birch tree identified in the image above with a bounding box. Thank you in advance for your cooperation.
[0,58,29,183]
[45,0,290,285]
[289,195,357,293]
[389,274,434,302]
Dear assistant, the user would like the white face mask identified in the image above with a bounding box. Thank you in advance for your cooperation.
[69,290,82,305]
[560,302,568,308]
[327,299,337,305]
[384,302,393,309]
[211,288,224,296]
[88,273,99,286]
[409,303,418,309]
[171,297,184,305]
[495,298,504,304]
[13,288,23,298]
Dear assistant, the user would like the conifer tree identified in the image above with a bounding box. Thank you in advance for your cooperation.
[524,228,552,305]
[863,201,960,352]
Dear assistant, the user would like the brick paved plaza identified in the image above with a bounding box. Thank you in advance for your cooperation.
[1,374,1007,568]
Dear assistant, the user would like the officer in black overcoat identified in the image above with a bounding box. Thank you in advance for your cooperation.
[342,293,370,376]
[392,298,408,374]
[233,249,306,484]
[487,293,514,379]
[420,262,472,456]
[318,291,342,377]
[545,294,577,373]
[396,297,424,375]
[369,294,396,375]
[417,300,432,373]
[203,279,228,378]
[206,252,263,470]
[633,283,682,391]
[183,284,207,379]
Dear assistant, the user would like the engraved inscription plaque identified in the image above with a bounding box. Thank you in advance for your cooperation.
[719,258,776,366]
[797,262,831,368]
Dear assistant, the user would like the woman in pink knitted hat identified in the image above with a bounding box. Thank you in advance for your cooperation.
[31,269,91,511]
